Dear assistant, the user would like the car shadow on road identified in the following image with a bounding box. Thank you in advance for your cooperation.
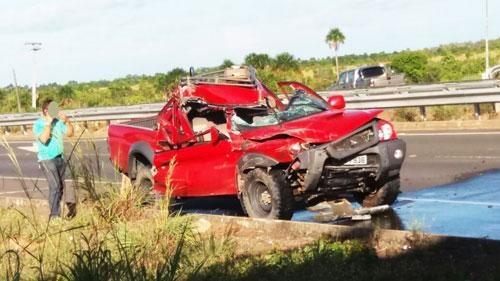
[173,195,245,216]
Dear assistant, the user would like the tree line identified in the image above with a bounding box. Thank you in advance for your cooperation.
[0,37,498,114]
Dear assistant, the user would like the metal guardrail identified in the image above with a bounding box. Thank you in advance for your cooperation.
[0,79,499,128]
[318,85,500,109]
[326,79,500,97]
[0,104,163,127]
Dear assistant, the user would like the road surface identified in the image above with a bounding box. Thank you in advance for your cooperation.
[1,130,500,239]
[2,131,500,194]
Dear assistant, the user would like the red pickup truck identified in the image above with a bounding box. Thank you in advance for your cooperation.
[108,66,406,220]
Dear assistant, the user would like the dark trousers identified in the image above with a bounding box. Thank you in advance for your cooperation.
[40,156,76,218]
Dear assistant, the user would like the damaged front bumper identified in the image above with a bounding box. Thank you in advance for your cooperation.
[295,123,406,193]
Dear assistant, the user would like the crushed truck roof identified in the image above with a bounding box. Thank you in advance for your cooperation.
[177,66,282,107]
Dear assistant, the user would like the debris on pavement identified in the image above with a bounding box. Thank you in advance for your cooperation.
[310,199,391,223]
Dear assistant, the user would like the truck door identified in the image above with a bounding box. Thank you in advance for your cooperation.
[168,131,239,197]
[154,106,239,197]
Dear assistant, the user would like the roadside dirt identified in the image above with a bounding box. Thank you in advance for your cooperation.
[393,119,500,131]
[1,196,500,259]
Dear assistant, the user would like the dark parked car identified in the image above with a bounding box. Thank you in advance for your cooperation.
[330,65,405,90]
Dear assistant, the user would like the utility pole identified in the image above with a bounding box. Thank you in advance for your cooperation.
[485,0,490,74]
[25,42,42,109]
[11,69,22,113]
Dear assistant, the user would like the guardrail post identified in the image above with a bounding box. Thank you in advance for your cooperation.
[474,103,481,120]
[419,106,427,121]
[21,125,27,135]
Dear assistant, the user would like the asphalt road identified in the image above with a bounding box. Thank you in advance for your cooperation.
[1,131,500,197]
[0,138,118,199]
[399,131,500,191]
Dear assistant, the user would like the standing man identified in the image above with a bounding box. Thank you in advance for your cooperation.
[33,99,76,219]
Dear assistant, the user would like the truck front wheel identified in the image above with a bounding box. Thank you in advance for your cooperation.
[241,169,294,220]
[359,177,401,207]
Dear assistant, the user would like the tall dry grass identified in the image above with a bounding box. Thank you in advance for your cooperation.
[0,134,232,280]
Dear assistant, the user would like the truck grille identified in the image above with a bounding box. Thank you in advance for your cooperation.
[320,154,379,191]
[329,127,376,153]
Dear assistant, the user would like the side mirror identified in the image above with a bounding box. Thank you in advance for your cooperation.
[209,126,220,144]
[327,95,346,110]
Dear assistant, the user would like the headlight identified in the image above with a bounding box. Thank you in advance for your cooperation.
[377,120,397,141]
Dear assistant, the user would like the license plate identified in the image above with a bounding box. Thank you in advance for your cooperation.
[344,155,367,166]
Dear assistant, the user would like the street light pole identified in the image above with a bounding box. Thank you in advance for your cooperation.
[25,42,42,109]
[485,0,490,74]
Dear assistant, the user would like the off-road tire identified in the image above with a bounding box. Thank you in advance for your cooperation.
[241,169,294,220]
[359,177,401,207]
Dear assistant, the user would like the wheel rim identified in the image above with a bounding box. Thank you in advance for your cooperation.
[249,181,273,216]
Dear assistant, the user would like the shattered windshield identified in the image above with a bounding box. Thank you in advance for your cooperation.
[232,90,329,130]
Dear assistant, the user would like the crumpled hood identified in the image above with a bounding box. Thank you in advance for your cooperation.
[239,109,383,143]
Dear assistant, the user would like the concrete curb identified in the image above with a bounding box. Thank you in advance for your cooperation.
[187,213,497,257]
[1,196,498,257]
[0,196,49,211]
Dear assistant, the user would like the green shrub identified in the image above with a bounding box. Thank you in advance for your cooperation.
[391,51,429,83]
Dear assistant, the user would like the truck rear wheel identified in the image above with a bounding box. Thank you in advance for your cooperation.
[241,169,293,220]
[359,177,400,207]
[133,163,157,204]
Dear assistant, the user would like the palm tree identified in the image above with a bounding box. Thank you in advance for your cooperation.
[325,28,346,78]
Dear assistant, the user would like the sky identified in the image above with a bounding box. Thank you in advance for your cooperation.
[1,0,499,86]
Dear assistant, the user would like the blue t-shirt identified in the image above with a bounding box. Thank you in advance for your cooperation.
[33,118,68,161]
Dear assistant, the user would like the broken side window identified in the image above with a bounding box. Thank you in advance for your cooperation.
[184,103,229,142]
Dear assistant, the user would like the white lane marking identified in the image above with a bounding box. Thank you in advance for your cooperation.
[0,176,119,185]
[0,153,109,157]
[399,132,500,136]
[0,188,48,195]
[409,154,417,158]
[18,145,38,153]
[398,197,500,207]
[434,155,500,160]
[3,138,107,144]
